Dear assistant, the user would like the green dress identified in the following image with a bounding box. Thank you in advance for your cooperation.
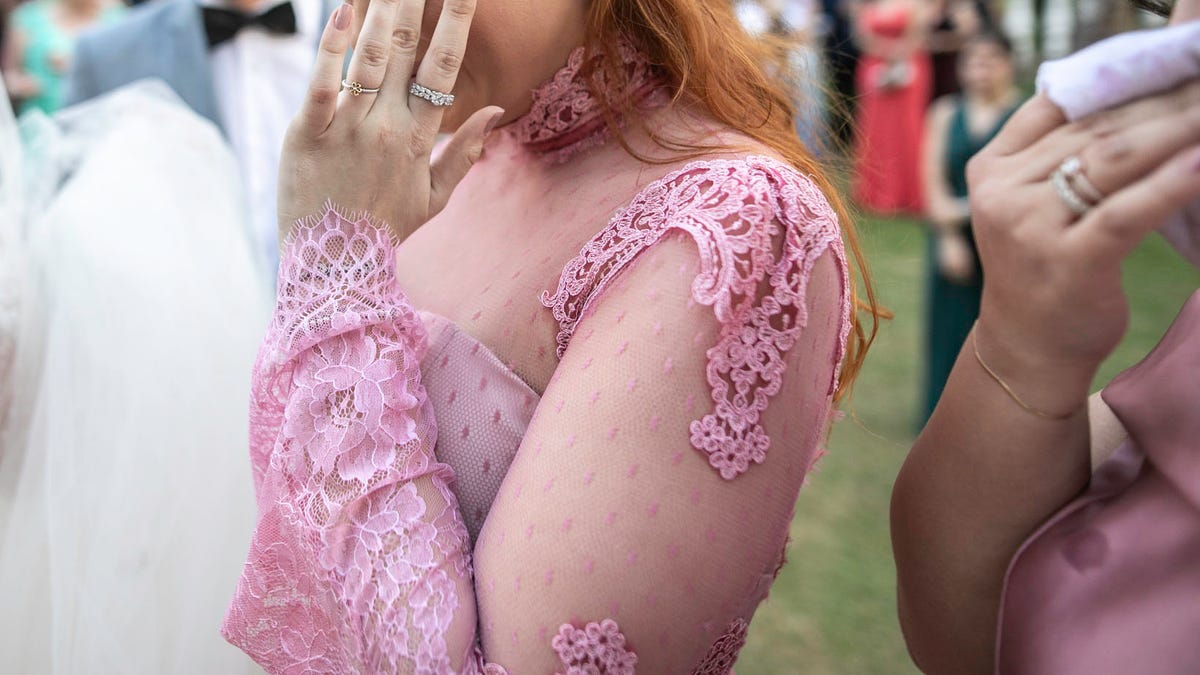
[11,0,125,115]
[920,96,1018,425]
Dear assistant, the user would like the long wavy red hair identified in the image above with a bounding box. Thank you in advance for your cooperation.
[580,0,881,401]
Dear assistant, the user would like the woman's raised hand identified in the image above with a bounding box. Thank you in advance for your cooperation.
[967,81,1200,415]
[276,0,503,242]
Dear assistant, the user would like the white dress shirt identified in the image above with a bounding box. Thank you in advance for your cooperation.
[203,0,321,281]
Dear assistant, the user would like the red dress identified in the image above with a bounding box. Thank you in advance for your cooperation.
[852,1,930,215]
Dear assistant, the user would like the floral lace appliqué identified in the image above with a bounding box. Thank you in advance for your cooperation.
[512,39,666,164]
[552,619,638,675]
[542,156,850,480]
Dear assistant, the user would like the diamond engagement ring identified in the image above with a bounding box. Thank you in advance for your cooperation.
[341,79,381,96]
[1051,156,1098,218]
[1059,155,1106,204]
[409,82,455,107]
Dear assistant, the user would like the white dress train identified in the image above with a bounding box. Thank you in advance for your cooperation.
[0,80,270,673]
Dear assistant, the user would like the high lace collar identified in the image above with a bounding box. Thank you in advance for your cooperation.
[511,40,667,163]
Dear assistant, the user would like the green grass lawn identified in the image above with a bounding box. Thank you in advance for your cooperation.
[735,215,1200,675]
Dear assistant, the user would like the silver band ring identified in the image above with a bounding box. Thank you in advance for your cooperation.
[342,80,380,96]
[1059,156,1106,204]
[1051,162,1094,218]
[409,82,455,107]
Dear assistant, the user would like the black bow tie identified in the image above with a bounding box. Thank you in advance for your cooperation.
[203,2,297,49]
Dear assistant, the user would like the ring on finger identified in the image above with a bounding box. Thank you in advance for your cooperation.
[341,79,381,96]
[1051,159,1095,218]
[409,82,455,107]
[1059,155,1106,204]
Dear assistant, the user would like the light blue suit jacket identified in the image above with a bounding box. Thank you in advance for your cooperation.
[64,0,338,133]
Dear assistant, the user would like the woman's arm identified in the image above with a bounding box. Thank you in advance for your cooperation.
[223,206,483,672]
[922,97,974,283]
[1,22,39,101]
[892,326,1092,675]
[476,236,845,672]
[892,84,1200,674]
[473,158,849,672]
[923,97,968,232]
[224,2,502,670]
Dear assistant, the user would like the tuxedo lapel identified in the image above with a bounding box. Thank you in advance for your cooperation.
[160,0,222,132]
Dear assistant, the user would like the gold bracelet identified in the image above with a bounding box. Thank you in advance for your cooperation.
[971,322,1077,421]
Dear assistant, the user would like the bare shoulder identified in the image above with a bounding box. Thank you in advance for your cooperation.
[928,95,958,124]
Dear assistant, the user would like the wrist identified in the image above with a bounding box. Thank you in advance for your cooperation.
[972,318,1095,418]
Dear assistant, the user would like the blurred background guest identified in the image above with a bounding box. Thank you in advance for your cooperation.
[918,29,1020,425]
[1,0,123,114]
[926,0,994,100]
[65,0,336,283]
[851,0,930,215]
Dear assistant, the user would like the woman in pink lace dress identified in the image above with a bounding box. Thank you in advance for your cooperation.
[221,0,880,672]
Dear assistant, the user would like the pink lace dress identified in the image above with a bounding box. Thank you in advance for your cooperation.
[222,42,852,674]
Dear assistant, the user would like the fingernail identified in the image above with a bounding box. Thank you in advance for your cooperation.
[333,3,351,30]
[484,110,505,138]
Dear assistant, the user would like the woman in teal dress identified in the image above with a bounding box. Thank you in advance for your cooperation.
[919,30,1020,425]
[2,0,124,115]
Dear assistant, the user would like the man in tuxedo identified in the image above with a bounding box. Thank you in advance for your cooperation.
[65,0,336,280]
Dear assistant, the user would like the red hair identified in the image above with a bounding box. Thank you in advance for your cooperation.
[582,0,882,401]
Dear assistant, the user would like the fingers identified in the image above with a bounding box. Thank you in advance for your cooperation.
[340,0,400,121]
[297,3,354,134]
[1070,103,1200,200]
[409,0,476,133]
[378,0,425,110]
[346,0,368,44]
[1070,143,1200,263]
[980,95,1066,157]
[1014,78,1200,182]
[429,105,504,216]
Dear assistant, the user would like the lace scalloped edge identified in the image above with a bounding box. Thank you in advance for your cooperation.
[280,199,400,252]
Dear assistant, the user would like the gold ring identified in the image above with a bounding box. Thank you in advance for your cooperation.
[341,79,381,96]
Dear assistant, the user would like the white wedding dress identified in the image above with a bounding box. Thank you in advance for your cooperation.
[0,80,269,673]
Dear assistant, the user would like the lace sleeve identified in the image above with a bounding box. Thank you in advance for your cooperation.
[222,206,481,673]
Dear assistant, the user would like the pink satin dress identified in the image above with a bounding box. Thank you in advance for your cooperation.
[997,290,1200,674]
[221,42,852,674]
